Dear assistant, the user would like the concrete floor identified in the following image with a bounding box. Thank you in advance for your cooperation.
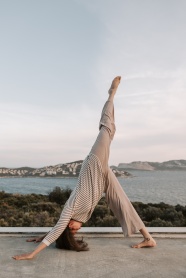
[0,234,186,278]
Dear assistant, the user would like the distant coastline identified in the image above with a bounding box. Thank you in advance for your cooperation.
[0,160,130,178]
[117,159,186,171]
[1,159,186,178]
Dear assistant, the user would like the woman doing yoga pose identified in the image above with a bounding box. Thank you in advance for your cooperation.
[13,76,156,260]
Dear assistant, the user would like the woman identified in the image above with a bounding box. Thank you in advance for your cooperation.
[13,76,156,260]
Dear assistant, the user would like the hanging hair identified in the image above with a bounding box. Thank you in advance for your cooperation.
[55,226,89,252]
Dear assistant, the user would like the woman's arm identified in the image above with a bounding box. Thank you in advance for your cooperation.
[12,242,47,260]
[13,190,76,260]
[42,193,75,246]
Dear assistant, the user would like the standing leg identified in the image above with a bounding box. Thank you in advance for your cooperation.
[106,170,156,248]
[105,168,145,236]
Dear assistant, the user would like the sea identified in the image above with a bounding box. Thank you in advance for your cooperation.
[0,170,186,206]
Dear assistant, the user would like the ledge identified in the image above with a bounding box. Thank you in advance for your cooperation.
[0,226,186,234]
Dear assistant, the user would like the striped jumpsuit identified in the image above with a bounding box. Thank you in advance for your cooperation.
[42,100,145,246]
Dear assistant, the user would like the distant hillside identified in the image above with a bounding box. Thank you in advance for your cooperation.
[2,159,185,178]
[0,160,129,178]
[118,160,186,171]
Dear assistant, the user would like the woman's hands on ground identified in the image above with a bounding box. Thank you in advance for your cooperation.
[12,242,47,261]
[12,252,35,260]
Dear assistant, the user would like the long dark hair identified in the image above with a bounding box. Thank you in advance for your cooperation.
[56,226,89,252]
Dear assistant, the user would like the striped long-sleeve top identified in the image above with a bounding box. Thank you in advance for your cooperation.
[42,153,105,246]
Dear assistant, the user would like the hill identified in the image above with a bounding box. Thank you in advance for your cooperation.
[0,160,129,178]
[118,160,186,171]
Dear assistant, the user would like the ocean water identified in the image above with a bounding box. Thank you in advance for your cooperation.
[119,170,186,206]
[0,170,186,206]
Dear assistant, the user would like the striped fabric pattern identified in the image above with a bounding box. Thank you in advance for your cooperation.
[42,153,105,246]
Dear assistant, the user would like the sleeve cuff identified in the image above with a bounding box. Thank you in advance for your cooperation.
[42,239,51,246]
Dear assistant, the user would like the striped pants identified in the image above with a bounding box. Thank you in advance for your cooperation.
[90,100,145,236]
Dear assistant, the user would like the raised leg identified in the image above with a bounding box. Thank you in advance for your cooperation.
[90,76,121,174]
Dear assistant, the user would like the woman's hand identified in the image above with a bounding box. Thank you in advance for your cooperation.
[26,236,44,243]
[26,233,47,243]
[12,252,35,260]
[12,242,47,261]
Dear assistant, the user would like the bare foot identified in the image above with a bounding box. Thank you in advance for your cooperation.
[108,76,121,96]
[131,237,157,248]
[12,252,35,260]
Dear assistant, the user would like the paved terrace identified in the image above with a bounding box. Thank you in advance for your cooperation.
[0,227,186,278]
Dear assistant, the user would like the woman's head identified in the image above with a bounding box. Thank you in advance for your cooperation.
[68,219,82,235]
[55,226,89,252]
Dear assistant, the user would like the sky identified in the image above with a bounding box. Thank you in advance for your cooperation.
[0,0,186,168]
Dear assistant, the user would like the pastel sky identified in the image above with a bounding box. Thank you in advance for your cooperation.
[1,0,186,168]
